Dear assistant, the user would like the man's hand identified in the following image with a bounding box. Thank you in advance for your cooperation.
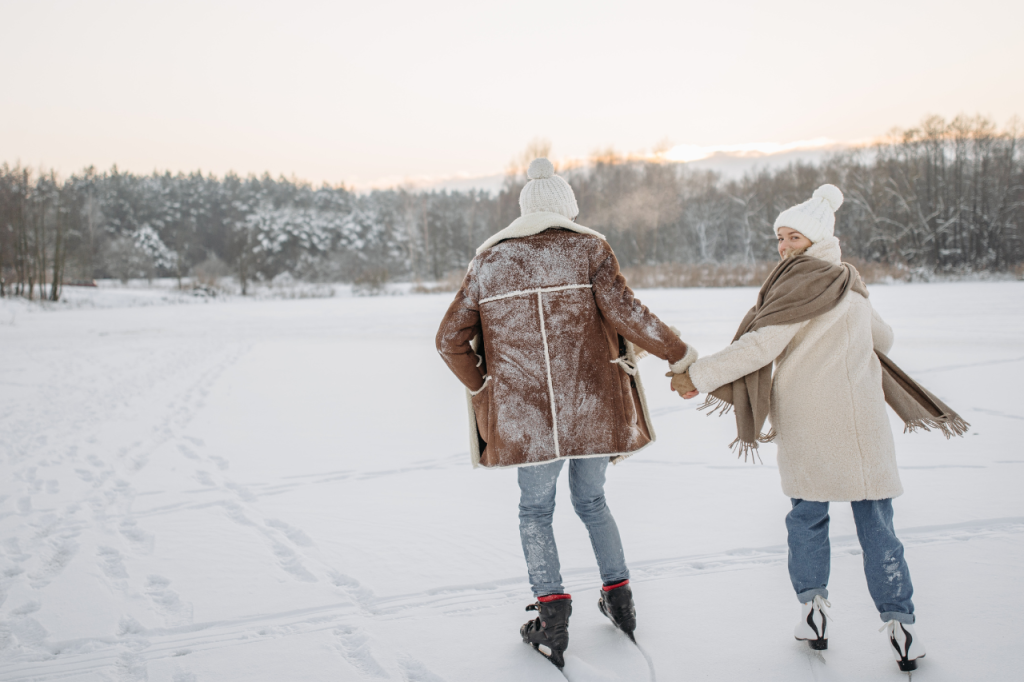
[666,371,699,399]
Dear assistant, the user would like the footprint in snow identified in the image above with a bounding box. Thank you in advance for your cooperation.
[144,575,193,627]
[3,537,29,564]
[119,519,155,554]
[220,501,255,527]
[128,453,151,472]
[116,651,148,682]
[28,534,80,588]
[399,653,448,682]
[6,616,49,649]
[11,600,41,616]
[98,546,130,581]
[328,571,376,607]
[266,518,314,546]
[333,626,391,679]
[4,602,49,650]
[225,480,256,501]
[117,615,147,637]
[0,622,12,652]
[271,542,318,582]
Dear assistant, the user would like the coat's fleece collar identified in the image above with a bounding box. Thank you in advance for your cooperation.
[476,211,606,255]
[805,236,842,265]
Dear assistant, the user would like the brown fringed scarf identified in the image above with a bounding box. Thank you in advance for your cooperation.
[700,254,970,461]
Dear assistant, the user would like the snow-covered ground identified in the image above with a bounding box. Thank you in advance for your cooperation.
[1,282,1022,681]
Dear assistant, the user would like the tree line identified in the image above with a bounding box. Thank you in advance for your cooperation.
[1,114,1021,300]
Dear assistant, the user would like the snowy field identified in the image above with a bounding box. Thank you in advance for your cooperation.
[1,281,1022,682]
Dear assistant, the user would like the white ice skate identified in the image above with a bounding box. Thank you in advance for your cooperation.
[794,595,830,650]
[881,620,926,672]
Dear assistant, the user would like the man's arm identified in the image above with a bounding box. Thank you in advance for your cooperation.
[435,270,486,392]
[591,245,696,373]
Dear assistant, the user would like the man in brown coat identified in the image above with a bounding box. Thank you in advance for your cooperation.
[436,158,698,667]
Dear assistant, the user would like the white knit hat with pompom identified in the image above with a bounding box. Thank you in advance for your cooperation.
[773,184,844,243]
[518,158,579,219]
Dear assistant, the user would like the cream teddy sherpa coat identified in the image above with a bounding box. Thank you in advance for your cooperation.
[688,236,903,502]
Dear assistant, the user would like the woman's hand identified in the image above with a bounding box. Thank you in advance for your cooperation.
[666,371,699,399]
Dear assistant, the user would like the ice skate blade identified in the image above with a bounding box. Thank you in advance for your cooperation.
[796,637,828,650]
[530,643,565,669]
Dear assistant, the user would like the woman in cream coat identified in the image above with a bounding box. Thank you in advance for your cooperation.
[681,185,926,672]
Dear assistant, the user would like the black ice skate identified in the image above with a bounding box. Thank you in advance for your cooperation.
[598,580,637,642]
[520,596,572,668]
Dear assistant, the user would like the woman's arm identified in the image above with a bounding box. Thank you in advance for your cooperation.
[870,305,894,355]
[688,322,805,393]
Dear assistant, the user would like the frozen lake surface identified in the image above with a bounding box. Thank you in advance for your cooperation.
[1,281,1022,681]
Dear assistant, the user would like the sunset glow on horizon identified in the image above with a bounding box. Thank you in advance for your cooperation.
[2,0,1023,188]
[660,138,841,164]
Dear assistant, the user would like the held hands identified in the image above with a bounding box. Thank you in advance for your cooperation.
[665,370,699,399]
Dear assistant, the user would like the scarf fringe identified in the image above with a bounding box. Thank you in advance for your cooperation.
[903,415,971,439]
[699,394,734,417]
[728,437,764,464]
[758,427,777,443]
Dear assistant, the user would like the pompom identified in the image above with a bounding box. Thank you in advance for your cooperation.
[813,184,844,211]
[527,158,555,180]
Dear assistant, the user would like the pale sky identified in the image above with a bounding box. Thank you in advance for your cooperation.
[2,0,1022,188]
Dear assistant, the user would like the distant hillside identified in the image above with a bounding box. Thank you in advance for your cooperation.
[411,143,854,195]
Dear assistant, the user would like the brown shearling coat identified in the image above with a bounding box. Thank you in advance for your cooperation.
[436,214,691,469]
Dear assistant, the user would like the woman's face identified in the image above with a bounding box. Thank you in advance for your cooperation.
[777,227,812,258]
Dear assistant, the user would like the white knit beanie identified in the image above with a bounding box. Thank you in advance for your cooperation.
[518,158,579,219]
[773,184,844,243]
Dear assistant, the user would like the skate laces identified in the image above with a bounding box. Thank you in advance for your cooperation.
[811,593,835,618]
[879,620,901,636]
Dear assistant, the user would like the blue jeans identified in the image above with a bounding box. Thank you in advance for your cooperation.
[786,498,915,624]
[518,457,629,598]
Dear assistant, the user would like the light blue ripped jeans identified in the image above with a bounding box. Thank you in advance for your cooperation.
[786,498,915,623]
[518,457,629,598]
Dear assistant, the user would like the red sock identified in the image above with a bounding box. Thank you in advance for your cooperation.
[538,593,572,602]
[602,579,629,592]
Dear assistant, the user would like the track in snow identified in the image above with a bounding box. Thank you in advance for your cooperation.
[2,515,1019,680]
